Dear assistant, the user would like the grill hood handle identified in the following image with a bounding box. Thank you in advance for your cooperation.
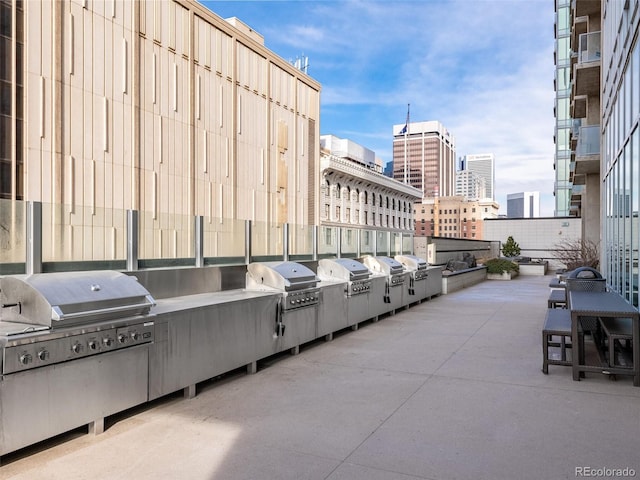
[1,302,22,314]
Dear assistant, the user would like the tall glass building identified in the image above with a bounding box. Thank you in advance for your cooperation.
[601,0,639,305]
[553,0,572,216]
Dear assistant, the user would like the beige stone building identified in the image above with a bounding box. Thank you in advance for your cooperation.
[414,196,499,239]
[0,0,320,260]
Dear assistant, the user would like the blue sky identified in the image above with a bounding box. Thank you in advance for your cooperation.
[204,0,556,216]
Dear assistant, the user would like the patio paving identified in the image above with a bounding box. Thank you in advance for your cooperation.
[3,274,640,480]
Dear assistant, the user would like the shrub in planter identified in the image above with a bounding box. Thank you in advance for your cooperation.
[501,236,521,258]
[485,258,519,274]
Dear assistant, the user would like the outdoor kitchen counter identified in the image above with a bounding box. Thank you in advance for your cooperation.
[148,289,282,401]
[152,289,280,315]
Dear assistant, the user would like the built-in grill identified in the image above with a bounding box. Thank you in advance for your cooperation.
[363,256,405,287]
[317,258,373,334]
[0,270,157,459]
[0,271,156,374]
[318,258,372,296]
[395,254,428,299]
[362,255,407,314]
[246,262,319,352]
[246,261,319,310]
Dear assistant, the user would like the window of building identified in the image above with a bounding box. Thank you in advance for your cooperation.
[472,207,476,212]
[336,183,341,199]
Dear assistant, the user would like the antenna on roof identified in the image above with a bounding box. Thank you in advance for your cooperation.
[290,54,309,74]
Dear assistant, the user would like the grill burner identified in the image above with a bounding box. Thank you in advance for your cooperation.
[317,258,372,296]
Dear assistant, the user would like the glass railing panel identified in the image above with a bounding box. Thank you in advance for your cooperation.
[252,220,283,260]
[359,229,375,256]
[578,31,601,64]
[0,199,25,271]
[577,125,600,156]
[390,232,401,256]
[203,217,245,260]
[139,210,194,261]
[289,223,313,260]
[376,230,389,256]
[340,227,358,257]
[42,203,127,263]
[402,234,413,255]
[318,226,338,258]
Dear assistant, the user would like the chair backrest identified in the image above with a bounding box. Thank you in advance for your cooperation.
[565,277,607,292]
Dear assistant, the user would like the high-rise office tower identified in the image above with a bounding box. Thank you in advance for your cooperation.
[459,154,495,200]
[553,0,572,216]
[507,192,540,218]
[455,170,486,201]
[392,121,455,198]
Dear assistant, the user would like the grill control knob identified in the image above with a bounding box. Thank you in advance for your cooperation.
[72,343,84,354]
[19,353,32,365]
[103,337,113,347]
[130,331,140,341]
[88,340,98,350]
[37,349,49,361]
[118,334,127,344]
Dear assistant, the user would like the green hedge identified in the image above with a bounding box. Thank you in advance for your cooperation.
[485,258,519,274]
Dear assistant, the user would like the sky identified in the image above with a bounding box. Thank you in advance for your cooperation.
[204,0,557,216]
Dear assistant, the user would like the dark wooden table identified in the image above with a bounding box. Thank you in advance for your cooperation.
[568,290,640,386]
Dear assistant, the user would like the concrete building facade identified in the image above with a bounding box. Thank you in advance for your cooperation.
[506,192,540,218]
[0,0,320,261]
[455,169,486,201]
[320,135,421,232]
[459,153,495,200]
[392,120,455,198]
[414,196,499,239]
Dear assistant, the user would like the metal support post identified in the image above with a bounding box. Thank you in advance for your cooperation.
[245,220,252,265]
[356,229,361,258]
[312,225,318,261]
[337,227,342,258]
[283,223,289,261]
[26,201,42,274]
[195,216,204,267]
[126,210,139,271]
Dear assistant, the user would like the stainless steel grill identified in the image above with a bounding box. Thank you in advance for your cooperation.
[317,258,372,296]
[246,261,320,353]
[0,271,156,374]
[0,270,157,458]
[246,261,319,310]
[395,254,428,299]
[363,256,405,286]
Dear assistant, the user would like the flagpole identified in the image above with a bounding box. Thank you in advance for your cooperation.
[403,103,409,184]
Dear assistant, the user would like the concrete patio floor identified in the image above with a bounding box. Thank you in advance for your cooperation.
[3,274,640,480]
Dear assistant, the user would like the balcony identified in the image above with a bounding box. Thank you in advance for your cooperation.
[573,0,601,18]
[574,124,600,174]
[572,31,600,96]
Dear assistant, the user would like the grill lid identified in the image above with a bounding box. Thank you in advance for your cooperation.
[362,256,405,276]
[0,271,156,328]
[246,261,318,292]
[395,254,427,271]
[318,258,371,282]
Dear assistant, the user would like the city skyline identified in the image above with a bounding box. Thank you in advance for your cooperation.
[206,0,556,216]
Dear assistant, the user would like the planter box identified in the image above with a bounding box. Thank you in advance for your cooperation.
[487,271,518,280]
[518,262,548,276]
[441,266,487,294]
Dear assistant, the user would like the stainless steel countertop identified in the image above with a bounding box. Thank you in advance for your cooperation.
[152,289,280,315]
